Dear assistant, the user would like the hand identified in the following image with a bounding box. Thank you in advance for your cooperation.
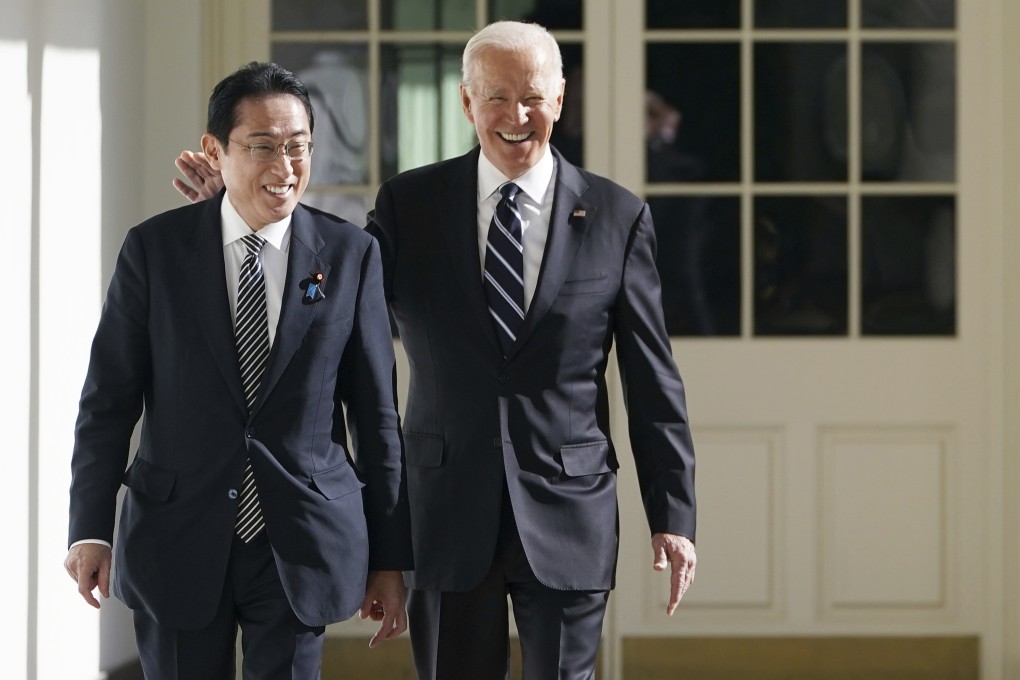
[64,543,113,609]
[359,570,407,648]
[172,150,223,203]
[651,533,696,616]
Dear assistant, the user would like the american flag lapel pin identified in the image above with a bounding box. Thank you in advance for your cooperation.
[572,209,587,218]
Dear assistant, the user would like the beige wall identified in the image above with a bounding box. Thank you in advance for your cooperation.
[1001,0,1020,676]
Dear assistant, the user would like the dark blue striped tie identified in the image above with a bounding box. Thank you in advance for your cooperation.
[484,183,525,356]
[235,233,268,542]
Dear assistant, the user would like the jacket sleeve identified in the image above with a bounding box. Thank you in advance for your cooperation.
[612,202,697,541]
[336,235,413,570]
[68,227,150,546]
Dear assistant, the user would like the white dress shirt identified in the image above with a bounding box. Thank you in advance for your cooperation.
[220,194,291,349]
[476,148,556,312]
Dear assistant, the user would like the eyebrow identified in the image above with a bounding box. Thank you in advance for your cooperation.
[243,129,310,139]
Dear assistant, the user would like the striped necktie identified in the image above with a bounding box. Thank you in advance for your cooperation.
[484,182,525,356]
[235,233,269,542]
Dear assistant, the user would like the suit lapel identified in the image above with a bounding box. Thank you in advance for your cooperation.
[253,204,328,415]
[507,151,596,358]
[439,148,504,356]
[183,192,248,416]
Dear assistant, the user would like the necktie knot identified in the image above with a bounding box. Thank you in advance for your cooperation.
[499,182,521,203]
[240,233,266,257]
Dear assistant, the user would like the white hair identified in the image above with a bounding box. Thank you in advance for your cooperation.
[461,20,564,94]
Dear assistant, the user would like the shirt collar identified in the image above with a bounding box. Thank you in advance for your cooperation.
[220,192,291,252]
[477,146,555,206]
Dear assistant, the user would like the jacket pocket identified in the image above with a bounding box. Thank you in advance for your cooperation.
[311,461,365,500]
[404,432,444,468]
[560,274,608,295]
[560,440,615,477]
[123,457,176,501]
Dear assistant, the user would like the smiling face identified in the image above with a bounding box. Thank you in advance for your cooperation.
[201,94,311,231]
[461,46,564,180]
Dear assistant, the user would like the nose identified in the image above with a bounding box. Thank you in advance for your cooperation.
[269,149,295,175]
[508,101,528,125]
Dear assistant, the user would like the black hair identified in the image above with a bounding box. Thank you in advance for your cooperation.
[206,61,315,144]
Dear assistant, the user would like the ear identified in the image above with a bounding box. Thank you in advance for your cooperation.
[201,133,224,170]
[460,83,475,124]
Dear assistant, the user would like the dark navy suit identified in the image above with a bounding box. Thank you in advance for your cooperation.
[367,147,696,678]
[69,191,411,675]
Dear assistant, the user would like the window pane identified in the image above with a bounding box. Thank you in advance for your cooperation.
[861,196,955,335]
[755,42,848,182]
[380,44,476,181]
[301,192,372,227]
[272,44,369,185]
[755,0,847,28]
[862,0,955,29]
[647,43,740,183]
[754,196,848,336]
[861,43,955,182]
[382,0,474,30]
[272,1,367,31]
[491,0,582,28]
[646,0,740,29]
[651,196,741,336]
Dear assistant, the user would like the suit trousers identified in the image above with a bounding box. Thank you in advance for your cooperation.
[132,532,325,680]
[408,489,610,680]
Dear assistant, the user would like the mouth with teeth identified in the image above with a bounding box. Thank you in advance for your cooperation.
[265,184,292,196]
[499,131,533,143]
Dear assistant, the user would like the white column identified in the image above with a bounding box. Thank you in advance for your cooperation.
[1,9,33,679]
[36,37,105,680]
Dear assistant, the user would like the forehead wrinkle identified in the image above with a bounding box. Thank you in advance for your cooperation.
[476,75,553,99]
[239,127,310,140]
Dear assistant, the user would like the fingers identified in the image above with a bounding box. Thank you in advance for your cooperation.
[68,556,102,608]
[667,581,681,616]
[358,595,379,621]
[368,604,407,649]
[65,544,113,609]
[362,570,407,647]
[77,571,101,609]
[176,150,212,179]
[173,151,220,203]
[652,541,668,572]
[98,558,112,599]
[174,155,203,186]
[667,563,692,616]
[651,533,697,615]
[171,178,199,202]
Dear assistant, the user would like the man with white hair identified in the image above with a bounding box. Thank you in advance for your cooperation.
[367,21,697,679]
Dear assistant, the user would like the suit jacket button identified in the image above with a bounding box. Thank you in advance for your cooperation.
[492,436,501,448]
[228,489,239,500]
[246,428,254,438]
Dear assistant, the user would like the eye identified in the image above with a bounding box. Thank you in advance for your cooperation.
[284,142,309,157]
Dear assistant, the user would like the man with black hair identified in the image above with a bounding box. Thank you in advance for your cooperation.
[66,61,411,679]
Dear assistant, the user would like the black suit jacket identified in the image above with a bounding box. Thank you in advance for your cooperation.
[69,192,412,629]
[367,147,695,592]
